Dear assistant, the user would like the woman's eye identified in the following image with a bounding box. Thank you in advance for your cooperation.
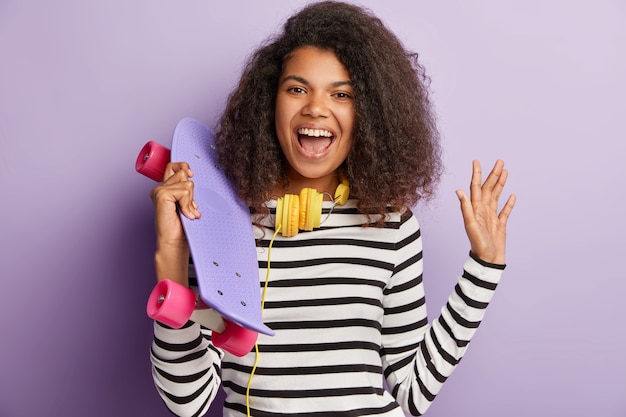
[334,92,352,100]
[288,86,306,94]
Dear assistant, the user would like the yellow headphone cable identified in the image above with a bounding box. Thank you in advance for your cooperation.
[246,224,281,417]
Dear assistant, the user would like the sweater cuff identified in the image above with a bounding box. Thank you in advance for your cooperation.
[469,251,506,270]
[153,320,202,345]
[463,254,505,288]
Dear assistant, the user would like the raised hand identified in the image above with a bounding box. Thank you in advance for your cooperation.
[455,160,516,265]
[149,161,202,284]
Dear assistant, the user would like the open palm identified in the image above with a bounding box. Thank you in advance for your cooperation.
[456,160,516,265]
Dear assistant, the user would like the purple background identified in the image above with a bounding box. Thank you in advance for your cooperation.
[1,1,624,416]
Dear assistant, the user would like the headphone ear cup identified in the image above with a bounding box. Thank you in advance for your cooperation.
[281,194,300,237]
[334,179,350,206]
[310,190,323,229]
[299,188,323,231]
[298,188,311,231]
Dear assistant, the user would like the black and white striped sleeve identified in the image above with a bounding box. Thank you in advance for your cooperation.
[381,215,505,416]
[150,320,223,417]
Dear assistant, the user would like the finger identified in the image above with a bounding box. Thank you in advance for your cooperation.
[456,189,475,225]
[159,162,200,216]
[163,167,192,187]
[480,160,505,202]
[489,168,508,212]
[497,194,516,226]
[162,162,193,183]
[175,180,202,220]
[151,180,201,220]
[469,160,483,205]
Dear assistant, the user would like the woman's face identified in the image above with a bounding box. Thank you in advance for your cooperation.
[275,46,355,193]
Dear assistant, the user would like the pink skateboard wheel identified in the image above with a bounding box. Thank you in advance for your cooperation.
[212,319,258,357]
[146,279,196,328]
[135,141,171,182]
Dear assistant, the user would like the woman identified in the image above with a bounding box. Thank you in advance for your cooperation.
[149,2,516,416]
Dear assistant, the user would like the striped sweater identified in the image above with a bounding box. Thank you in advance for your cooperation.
[150,200,505,416]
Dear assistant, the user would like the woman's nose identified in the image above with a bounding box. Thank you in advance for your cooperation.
[302,93,329,118]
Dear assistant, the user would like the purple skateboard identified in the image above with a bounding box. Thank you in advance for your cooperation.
[136,118,274,354]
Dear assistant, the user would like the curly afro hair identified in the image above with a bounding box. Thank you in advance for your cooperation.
[215,1,443,218]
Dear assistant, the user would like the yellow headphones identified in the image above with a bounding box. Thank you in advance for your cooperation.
[275,178,350,237]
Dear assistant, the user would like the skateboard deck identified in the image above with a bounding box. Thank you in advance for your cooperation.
[137,117,274,338]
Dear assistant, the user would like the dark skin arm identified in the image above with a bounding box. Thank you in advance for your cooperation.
[149,161,201,285]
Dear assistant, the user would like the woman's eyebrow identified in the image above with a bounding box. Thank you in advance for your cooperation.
[280,75,352,88]
[280,75,308,85]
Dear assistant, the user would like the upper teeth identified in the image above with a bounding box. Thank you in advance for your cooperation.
[298,128,333,138]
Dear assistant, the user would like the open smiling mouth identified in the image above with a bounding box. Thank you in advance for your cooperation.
[297,128,335,156]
